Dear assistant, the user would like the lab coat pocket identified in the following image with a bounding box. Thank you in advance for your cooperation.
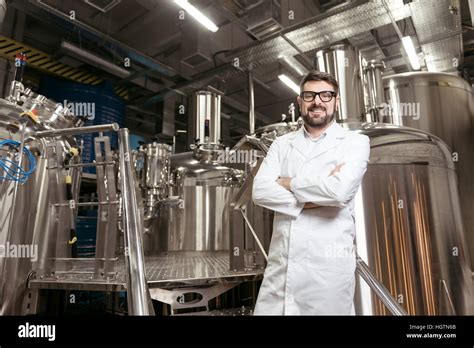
[305,240,355,275]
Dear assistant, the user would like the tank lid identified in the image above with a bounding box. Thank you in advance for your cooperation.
[383,71,472,91]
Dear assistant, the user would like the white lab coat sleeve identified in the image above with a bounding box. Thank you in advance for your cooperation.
[290,135,370,208]
[252,137,305,218]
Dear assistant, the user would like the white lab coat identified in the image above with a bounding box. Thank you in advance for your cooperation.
[252,122,370,315]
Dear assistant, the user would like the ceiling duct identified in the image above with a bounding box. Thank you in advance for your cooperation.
[180,26,212,68]
[233,0,265,13]
[408,0,463,73]
[319,0,352,11]
[246,0,282,39]
[151,1,412,101]
[84,0,122,13]
[225,0,411,72]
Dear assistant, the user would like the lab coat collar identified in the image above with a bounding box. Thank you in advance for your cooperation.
[289,121,346,160]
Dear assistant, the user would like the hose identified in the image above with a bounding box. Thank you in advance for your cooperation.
[0,139,36,183]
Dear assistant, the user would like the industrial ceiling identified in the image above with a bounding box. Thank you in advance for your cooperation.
[2,0,473,143]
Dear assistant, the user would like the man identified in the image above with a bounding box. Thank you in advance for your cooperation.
[252,71,370,315]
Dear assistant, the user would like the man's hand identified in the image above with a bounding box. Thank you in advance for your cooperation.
[276,177,292,191]
[329,163,345,176]
[303,202,321,209]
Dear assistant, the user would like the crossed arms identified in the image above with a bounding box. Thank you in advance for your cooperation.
[252,135,370,218]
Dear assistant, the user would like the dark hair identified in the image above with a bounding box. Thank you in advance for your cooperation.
[299,70,339,95]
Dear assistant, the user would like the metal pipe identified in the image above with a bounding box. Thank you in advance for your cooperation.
[60,41,130,79]
[118,128,153,315]
[440,280,456,314]
[239,208,268,262]
[31,0,178,78]
[363,60,389,123]
[248,71,255,135]
[36,123,119,138]
[48,161,116,169]
[5,121,26,254]
[0,0,6,26]
[381,0,404,40]
[356,255,407,316]
[53,201,119,207]
[289,103,295,123]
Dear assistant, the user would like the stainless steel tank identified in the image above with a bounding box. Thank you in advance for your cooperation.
[157,152,242,251]
[143,143,171,190]
[136,142,172,214]
[134,142,172,253]
[188,91,221,146]
[383,72,474,269]
[0,87,83,314]
[345,122,472,315]
[316,44,366,122]
[142,91,245,253]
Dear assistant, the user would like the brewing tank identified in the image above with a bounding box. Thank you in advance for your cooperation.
[0,89,82,314]
[144,91,244,252]
[316,44,365,122]
[157,152,242,251]
[383,72,474,269]
[345,122,472,315]
[188,91,221,146]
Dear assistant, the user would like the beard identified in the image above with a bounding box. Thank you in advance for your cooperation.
[301,105,335,129]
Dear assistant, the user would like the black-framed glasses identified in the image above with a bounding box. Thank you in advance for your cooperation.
[300,91,336,102]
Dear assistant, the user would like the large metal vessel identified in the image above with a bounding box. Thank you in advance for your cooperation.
[316,44,366,122]
[383,72,474,268]
[157,152,243,251]
[0,85,84,315]
[348,122,472,315]
[139,91,245,253]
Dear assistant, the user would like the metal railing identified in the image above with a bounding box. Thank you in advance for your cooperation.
[356,255,407,316]
[37,123,153,315]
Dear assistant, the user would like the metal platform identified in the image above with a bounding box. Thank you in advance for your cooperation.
[28,251,264,292]
[173,306,254,316]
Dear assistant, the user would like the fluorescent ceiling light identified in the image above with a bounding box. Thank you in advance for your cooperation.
[281,56,308,76]
[278,74,300,95]
[174,0,218,32]
[401,36,421,70]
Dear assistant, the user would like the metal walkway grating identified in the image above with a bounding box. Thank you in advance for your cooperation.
[29,251,264,291]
